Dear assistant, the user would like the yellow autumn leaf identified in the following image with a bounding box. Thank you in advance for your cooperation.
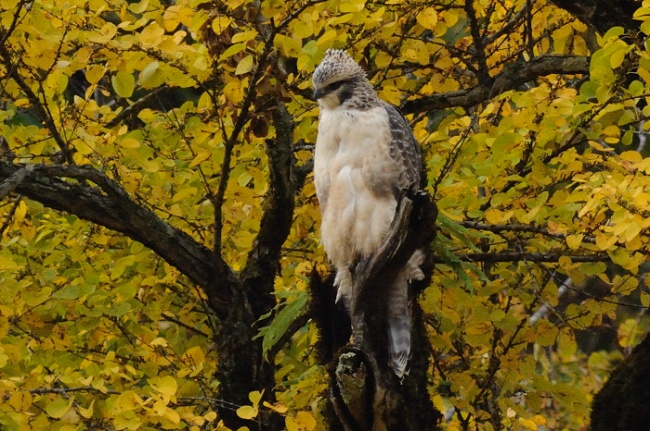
[0,349,8,369]
[232,29,259,43]
[190,151,212,168]
[416,7,438,31]
[248,390,264,406]
[8,391,32,411]
[595,232,618,250]
[612,274,638,295]
[113,411,142,430]
[164,406,181,423]
[87,22,117,43]
[139,61,165,88]
[183,345,206,365]
[85,64,105,84]
[150,337,168,347]
[139,22,165,47]
[518,417,539,430]
[221,43,247,59]
[261,0,284,18]
[236,405,258,420]
[141,160,160,173]
[624,219,642,242]
[641,291,650,308]
[235,55,255,76]
[292,21,313,39]
[120,138,141,149]
[442,9,459,26]
[78,400,95,419]
[113,391,143,413]
[286,411,317,431]
[152,375,178,396]
[557,328,577,361]
[204,411,217,421]
[274,34,301,57]
[263,401,288,414]
[339,0,365,13]
[1,0,19,9]
[0,256,19,270]
[163,5,193,32]
[610,46,628,69]
[532,414,547,426]
[224,81,245,104]
[172,187,198,202]
[566,234,583,250]
[211,15,231,35]
[617,319,639,349]
[620,150,643,162]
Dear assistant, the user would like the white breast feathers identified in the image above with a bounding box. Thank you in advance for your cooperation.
[314,105,402,302]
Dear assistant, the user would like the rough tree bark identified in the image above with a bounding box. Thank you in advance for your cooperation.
[548,0,641,35]
[590,332,650,431]
[402,55,589,114]
[311,190,440,431]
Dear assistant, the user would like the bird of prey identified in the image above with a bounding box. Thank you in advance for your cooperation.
[312,49,424,377]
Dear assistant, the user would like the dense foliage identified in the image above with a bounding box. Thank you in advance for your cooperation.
[1,0,649,429]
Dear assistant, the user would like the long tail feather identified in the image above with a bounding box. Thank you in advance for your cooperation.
[387,270,411,378]
[387,250,424,378]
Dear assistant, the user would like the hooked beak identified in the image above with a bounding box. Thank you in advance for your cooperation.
[313,88,325,100]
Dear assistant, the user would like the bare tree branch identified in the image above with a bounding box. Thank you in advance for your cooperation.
[484,2,530,46]
[105,86,174,128]
[0,196,20,237]
[0,161,239,315]
[0,165,31,200]
[460,221,597,244]
[0,45,74,163]
[242,101,295,288]
[0,0,28,47]
[212,32,278,263]
[402,55,589,114]
[436,251,610,264]
[465,0,491,83]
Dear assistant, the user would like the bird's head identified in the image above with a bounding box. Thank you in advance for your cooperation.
[312,49,369,109]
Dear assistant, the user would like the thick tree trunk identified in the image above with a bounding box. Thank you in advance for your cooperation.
[590,332,650,431]
[213,298,280,430]
[548,0,641,34]
[213,103,297,430]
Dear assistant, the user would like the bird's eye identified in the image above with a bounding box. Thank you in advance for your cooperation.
[327,80,346,92]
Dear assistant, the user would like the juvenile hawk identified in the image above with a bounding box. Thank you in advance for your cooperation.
[312,49,424,377]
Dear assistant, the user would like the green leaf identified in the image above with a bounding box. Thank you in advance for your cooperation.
[52,284,80,300]
[45,397,72,419]
[112,71,135,98]
[432,236,487,293]
[436,214,486,253]
[139,61,165,88]
[255,293,307,359]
